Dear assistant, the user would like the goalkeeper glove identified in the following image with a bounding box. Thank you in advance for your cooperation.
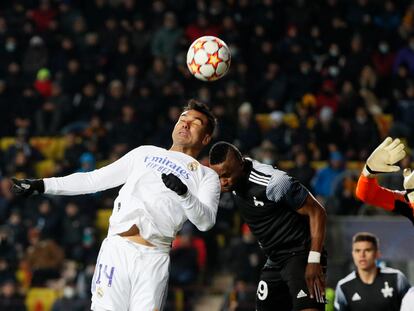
[403,168,414,204]
[161,173,188,196]
[393,168,414,226]
[11,178,45,197]
[362,137,406,177]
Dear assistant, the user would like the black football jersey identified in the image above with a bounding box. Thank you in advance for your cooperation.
[334,267,411,311]
[232,158,310,259]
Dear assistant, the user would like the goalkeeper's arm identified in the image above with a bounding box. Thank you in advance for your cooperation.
[355,170,414,225]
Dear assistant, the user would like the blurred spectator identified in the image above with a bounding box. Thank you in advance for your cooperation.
[34,68,52,98]
[61,202,89,262]
[51,283,88,311]
[170,223,202,286]
[26,228,65,287]
[0,279,26,311]
[263,111,289,156]
[312,106,344,160]
[61,132,85,174]
[312,151,345,204]
[221,277,257,311]
[234,102,262,153]
[22,36,48,79]
[185,13,220,43]
[288,150,315,190]
[228,224,264,284]
[31,199,60,240]
[347,106,380,160]
[109,104,144,151]
[77,152,95,173]
[151,11,183,63]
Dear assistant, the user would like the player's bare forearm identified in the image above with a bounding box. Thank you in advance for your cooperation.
[297,194,326,253]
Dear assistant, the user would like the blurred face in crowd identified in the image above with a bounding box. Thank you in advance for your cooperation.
[352,241,379,272]
[209,150,245,192]
[171,110,211,150]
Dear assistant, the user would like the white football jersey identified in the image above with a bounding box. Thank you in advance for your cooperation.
[44,145,220,248]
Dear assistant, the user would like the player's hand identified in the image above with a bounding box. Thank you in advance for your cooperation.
[403,168,414,203]
[161,173,188,196]
[363,137,406,177]
[11,178,45,197]
[305,263,325,303]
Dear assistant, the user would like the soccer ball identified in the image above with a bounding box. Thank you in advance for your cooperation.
[186,36,231,82]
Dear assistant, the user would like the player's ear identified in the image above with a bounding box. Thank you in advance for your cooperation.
[202,133,212,146]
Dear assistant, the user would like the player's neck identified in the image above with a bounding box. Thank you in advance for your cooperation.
[357,266,378,284]
[169,144,200,159]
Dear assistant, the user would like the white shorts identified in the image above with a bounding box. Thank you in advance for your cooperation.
[90,235,170,311]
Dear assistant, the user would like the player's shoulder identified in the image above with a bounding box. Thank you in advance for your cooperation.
[380,266,406,276]
[337,271,357,287]
[133,145,165,153]
[249,158,291,186]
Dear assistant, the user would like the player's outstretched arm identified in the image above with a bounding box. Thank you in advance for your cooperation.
[11,178,45,197]
[362,137,405,178]
[297,194,327,303]
[393,168,414,226]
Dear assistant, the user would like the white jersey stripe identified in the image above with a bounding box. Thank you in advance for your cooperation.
[251,171,271,181]
[249,176,269,186]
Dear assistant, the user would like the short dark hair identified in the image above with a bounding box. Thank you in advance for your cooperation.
[183,99,217,135]
[352,232,379,250]
[209,141,243,165]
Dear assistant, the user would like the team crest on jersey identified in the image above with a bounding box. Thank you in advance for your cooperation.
[253,196,264,207]
[187,161,199,171]
[97,287,104,298]
[381,282,393,298]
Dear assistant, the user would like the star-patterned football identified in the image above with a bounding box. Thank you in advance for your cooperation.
[186,36,231,82]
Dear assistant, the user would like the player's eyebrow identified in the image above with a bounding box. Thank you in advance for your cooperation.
[180,112,204,124]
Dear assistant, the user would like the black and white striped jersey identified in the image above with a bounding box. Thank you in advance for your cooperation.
[334,267,411,311]
[233,158,310,259]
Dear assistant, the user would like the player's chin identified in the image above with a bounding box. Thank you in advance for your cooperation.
[221,186,232,192]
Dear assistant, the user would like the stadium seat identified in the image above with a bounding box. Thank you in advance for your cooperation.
[26,287,61,311]
[35,159,56,178]
[95,209,112,240]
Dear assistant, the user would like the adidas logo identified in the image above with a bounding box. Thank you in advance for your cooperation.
[352,292,361,301]
[297,290,307,298]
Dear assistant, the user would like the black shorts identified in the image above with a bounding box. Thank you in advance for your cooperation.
[256,251,327,311]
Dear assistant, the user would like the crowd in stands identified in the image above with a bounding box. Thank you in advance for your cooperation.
[1,0,414,310]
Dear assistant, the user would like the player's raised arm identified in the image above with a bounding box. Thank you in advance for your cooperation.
[355,137,414,224]
[11,148,136,196]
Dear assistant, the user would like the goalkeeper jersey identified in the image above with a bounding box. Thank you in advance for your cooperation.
[355,174,406,211]
[44,145,220,248]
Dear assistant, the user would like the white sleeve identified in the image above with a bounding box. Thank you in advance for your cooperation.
[178,170,220,231]
[334,283,348,311]
[401,287,414,311]
[44,148,137,195]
